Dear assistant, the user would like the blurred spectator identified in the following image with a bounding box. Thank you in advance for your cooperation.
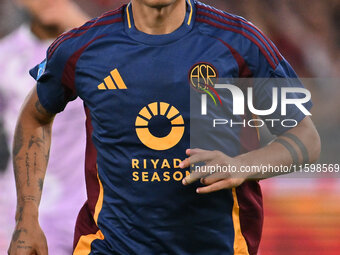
[0,0,24,38]
[1,0,339,77]
[0,0,89,254]
[76,0,128,17]
[205,0,340,77]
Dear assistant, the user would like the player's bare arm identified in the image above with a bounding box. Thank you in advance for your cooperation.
[8,87,54,255]
[181,116,321,194]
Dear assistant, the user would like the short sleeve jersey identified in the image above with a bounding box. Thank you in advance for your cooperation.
[30,1,312,254]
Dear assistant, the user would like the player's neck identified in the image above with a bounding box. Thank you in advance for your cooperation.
[30,19,63,41]
[131,0,186,35]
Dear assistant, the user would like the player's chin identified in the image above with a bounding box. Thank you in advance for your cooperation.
[141,0,178,8]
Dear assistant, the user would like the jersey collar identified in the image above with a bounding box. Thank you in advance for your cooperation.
[124,0,196,45]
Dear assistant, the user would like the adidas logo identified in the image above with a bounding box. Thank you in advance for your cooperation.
[98,69,127,90]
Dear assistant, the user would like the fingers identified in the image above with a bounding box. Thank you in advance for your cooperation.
[187,148,208,155]
[201,172,227,185]
[180,149,216,169]
[197,179,237,194]
[198,177,245,194]
[180,149,243,191]
[182,168,210,185]
[181,149,228,185]
[197,180,232,194]
[182,164,227,185]
[8,224,48,255]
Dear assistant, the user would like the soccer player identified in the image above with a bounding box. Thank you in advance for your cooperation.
[8,0,320,254]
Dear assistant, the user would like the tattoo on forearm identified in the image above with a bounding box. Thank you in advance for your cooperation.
[38,178,43,191]
[17,206,23,222]
[35,100,46,115]
[275,138,299,165]
[28,135,44,149]
[16,240,32,250]
[13,124,23,156]
[14,156,22,189]
[17,244,33,250]
[35,99,54,118]
[281,133,309,164]
[23,195,36,202]
[34,152,37,174]
[25,153,30,186]
[45,147,50,164]
[12,228,27,242]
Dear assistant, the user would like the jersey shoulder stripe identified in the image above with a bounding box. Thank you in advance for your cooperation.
[47,6,124,59]
[62,34,108,102]
[196,1,282,62]
[49,6,123,51]
[196,1,282,69]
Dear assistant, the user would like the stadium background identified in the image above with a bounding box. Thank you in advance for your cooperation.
[0,0,339,254]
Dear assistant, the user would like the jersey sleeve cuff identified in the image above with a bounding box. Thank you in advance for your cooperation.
[36,82,66,114]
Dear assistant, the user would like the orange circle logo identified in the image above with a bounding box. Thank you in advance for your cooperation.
[135,102,185,151]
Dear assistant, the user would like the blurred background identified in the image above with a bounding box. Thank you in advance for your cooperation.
[0,0,339,254]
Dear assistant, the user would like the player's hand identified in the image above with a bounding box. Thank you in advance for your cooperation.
[180,149,246,194]
[8,209,48,255]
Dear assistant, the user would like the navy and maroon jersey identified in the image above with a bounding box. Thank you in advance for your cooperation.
[30,1,311,254]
